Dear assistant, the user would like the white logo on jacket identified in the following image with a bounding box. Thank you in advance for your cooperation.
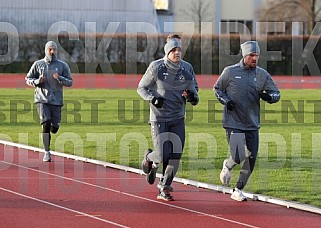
[163,72,168,80]
[179,75,185,82]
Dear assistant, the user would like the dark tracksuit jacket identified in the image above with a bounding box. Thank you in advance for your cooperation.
[25,56,73,106]
[214,59,280,130]
[137,57,199,186]
[214,59,280,190]
[137,58,199,122]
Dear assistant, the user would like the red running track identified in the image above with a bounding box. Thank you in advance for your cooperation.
[2,73,321,89]
[0,144,321,228]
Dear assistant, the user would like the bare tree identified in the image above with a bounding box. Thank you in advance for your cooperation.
[179,0,212,34]
[257,0,321,34]
[175,0,213,74]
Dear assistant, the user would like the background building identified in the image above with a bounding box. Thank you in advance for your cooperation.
[0,0,269,35]
[155,0,262,35]
[0,0,160,34]
[155,0,319,35]
[1,0,317,35]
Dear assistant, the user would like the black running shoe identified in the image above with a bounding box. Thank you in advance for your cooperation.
[141,149,153,174]
[146,166,157,185]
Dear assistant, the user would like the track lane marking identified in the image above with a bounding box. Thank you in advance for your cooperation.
[0,186,128,228]
[0,160,260,228]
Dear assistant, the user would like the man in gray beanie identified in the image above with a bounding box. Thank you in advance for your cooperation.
[213,40,280,201]
[166,33,199,92]
[26,41,73,162]
[241,41,260,58]
[137,37,199,201]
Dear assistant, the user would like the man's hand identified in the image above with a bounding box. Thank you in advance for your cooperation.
[259,92,272,102]
[53,72,59,80]
[182,90,187,98]
[151,97,165,108]
[39,75,46,83]
[185,90,197,102]
[226,100,236,111]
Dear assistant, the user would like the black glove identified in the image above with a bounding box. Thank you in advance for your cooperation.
[151,97,165,108]
[226,100,235,111]
[186,90,197,103]
[259,92,272,102]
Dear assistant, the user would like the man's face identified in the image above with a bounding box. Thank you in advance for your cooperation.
[244,53,259,68]
[168,47,182,63]
[46,46,57,56]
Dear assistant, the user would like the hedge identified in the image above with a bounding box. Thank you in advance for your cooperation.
[0,33,320,75]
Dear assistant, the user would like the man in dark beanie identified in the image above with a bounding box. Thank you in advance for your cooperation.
[214,40,280,201]
[26,41,73,162]
[138,38,199,201]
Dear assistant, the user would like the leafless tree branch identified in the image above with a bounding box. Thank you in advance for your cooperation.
[257,0,321,33]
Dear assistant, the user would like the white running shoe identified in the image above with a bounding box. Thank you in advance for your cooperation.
[157,190,174,201]
[43,151,51,162]
[220,159,231,185]
[157,182,174,192]
[231,188,247,201]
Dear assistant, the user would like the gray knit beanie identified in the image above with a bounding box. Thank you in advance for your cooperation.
[44,41,57,62]
[45,41,57,52]
[164,39,181,56]
[241,41,260,57]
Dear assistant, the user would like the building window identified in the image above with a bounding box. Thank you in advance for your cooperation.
[220,20,253,34]
[257,21,299,35]
[153,0,172,14]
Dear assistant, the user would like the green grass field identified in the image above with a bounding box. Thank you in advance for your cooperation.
[1,88,321,207]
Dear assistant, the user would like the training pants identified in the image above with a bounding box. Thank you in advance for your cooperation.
[225,128,259,190]
[147,118,185,186]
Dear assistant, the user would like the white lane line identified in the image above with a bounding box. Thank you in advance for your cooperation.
[0,160,259,228]
[0,177,143,180]
[2,140,320,215]
[0,186,128,228]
